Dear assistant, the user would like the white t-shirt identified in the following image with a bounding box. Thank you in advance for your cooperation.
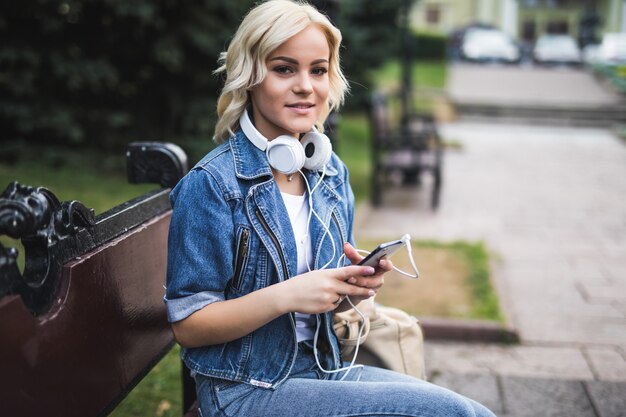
[281,191,316,342]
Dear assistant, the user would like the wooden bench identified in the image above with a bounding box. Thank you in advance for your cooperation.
[368,92,444,209]
[0,142,199,416]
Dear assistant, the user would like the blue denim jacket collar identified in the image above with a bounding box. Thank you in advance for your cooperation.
[229,130,273,180]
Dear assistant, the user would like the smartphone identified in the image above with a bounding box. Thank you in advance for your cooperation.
[358,239,406,267]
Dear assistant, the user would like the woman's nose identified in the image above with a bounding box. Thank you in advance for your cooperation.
[293,73,313,95]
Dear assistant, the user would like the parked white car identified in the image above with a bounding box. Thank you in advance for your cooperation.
[596,33,626,64]
[533,34,581,66]
[460,28,520,64]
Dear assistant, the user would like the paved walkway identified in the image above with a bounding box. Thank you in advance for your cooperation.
[445,64,626,126]
[354,121,626,416]
[448,64,623,107]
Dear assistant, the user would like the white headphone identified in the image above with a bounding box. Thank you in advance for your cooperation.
[239,109,332,174]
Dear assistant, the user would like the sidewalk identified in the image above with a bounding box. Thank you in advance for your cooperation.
[446,64,626,126]
[354,121,626,416]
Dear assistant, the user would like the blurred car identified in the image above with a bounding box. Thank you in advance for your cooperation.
[533,34,582,66]
[448,22,496,61]
[590,33,626,93]
[460,28,520,64]
[596,33,626,64]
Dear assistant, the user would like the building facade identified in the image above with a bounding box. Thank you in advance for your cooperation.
[411,0,625,44]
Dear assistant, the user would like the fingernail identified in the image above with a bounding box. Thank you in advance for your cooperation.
[348,277,357,284]
[364,267,375,275]
[368,290,376,297]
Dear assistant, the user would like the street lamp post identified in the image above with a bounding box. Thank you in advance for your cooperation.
[401,0,415,137]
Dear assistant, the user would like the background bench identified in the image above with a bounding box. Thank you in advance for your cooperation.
[368,92,444,209]
[0,142,197,416]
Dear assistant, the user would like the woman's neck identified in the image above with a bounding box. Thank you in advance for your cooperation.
[274,170,305,196]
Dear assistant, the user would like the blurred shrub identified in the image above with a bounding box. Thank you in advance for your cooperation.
[413,32,447,60]
[0,0,255,162]
[339,0,406,109]
[0,0,407,162]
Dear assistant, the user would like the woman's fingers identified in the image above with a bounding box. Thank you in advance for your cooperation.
[336,280,376,298]
[339,264,375,279]
[378,259,394,272]
[343,242,363,264]
[339,259,390,289]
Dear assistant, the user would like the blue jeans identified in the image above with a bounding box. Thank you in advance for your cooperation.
[195,341,496,417]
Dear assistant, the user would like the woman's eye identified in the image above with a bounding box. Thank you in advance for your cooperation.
[312,67,328,76]
[273,66,293,74]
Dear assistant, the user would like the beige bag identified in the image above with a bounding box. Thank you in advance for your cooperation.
[333,298,426,379]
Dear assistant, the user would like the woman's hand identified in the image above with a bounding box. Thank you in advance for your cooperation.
[337,242,393,309]
[276,242,394,314]
[277,263,378,314]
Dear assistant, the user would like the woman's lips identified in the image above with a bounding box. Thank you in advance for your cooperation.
[286,103,314,115]
[287,103,315,115]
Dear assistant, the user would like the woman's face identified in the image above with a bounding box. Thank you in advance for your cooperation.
[250,24,330,140]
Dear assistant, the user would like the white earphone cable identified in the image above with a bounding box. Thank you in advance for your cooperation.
[299,167,337,272]
[293,168,418,380]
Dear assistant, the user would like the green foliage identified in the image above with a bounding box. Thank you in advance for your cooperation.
[413,32,448,60]
[338,0,408,109]
[337,114,371,202]
[371,59,447,91]
[0,0,412,163]
[0,153,153,215]
[0,0,254,160]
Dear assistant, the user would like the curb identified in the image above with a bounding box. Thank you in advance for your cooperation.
[452,102,626,128]
[419,317,519,344]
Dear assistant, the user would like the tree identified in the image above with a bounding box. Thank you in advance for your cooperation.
[338,0,406,109]
[0,0,404,161]
[0,0,254,160]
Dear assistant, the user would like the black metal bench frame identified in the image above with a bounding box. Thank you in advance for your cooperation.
[0,142,198,416]
[368,92,444,210]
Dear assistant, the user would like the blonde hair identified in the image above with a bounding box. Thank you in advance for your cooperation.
[213,0,349,143]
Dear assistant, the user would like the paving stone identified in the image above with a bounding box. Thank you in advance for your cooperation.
[584,347,626,382]
[500,377,596,417]
[425,342,595,381]
[513,313,626,346]
[429,372,503,415]
[585,380,626,417]
[580,283,626,304]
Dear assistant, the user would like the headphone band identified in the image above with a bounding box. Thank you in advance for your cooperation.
[240,108,268,151]
[239,109,332,174]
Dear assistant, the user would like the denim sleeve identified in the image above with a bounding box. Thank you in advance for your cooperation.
[164,168,235,322]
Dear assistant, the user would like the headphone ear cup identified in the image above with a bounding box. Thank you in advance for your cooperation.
[301,132,332,171]
[266,136,306,174]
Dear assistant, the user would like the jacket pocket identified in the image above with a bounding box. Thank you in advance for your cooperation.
[232,226,250,291]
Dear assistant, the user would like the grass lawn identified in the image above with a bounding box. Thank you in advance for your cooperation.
[372,59,448,92]
[110,346,183,417]
[360,240,502,321]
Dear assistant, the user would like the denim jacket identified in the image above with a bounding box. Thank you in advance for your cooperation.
[164,129,356,389]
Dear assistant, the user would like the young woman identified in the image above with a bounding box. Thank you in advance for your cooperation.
[165,1,496,416]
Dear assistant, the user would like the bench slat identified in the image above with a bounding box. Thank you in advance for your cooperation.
[0,212,174,416]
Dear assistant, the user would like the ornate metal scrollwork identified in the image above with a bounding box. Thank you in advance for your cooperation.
[126,142,188,188]
[1,142,187,316]
[0,181,95,315]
